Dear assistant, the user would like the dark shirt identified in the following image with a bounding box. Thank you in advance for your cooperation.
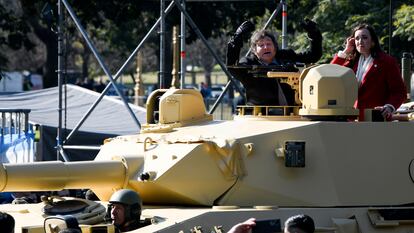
[116,220,140,232]
[226,31,322,106]
[115,219,151,232]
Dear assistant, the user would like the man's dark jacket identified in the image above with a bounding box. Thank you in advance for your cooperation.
[226,31,322,105]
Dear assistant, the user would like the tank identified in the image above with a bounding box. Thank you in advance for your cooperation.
[1,64,414,233]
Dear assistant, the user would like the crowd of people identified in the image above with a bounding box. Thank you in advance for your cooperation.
[74,77,106,93]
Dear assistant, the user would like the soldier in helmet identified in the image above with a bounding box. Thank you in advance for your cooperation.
[108,189,143,232]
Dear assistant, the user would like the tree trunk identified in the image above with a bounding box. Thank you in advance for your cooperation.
[81,41,90,79]
[204,70,212,87]
[22,2,58,88]
[37,28,58,88]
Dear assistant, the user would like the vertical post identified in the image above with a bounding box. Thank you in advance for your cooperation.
[8,113,11,142]
[180,0,186,89]
[17,112,21,137]
[57,0,64,160]
[1,112,4,136]
[0,112,4,148]
[171,25,180,88]
[134,51,144,106]
[281,0,288,49]
[402,52,412,95]
[24,111,29,133]
[160,0,166,88]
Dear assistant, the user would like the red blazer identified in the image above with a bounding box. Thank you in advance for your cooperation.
[331,51,406,110]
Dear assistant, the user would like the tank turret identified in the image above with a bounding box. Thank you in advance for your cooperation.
[1,64,413,206]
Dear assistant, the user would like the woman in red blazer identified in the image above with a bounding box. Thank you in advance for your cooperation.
[331,24,406,120]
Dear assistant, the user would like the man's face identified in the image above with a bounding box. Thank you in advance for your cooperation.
[111,203,126,226]
[254,36,276,64]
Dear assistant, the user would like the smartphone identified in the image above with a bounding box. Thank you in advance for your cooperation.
[252,219,282,233]
[371,109,385,122]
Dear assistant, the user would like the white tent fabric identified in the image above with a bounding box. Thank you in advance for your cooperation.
[0,84,146,161]
[0,84,146,134]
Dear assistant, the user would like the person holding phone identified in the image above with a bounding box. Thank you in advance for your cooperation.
[227,218,256,233]
[227,215,315,233]
[331,24,406,120]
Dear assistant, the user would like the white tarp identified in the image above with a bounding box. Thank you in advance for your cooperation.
[0,84,146,161]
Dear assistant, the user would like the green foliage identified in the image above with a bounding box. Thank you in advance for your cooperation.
[393,4,414,41]
[285,0,411,60]
[2,0,413,81]
[0,3,34,70]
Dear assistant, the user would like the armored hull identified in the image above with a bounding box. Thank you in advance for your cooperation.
[1,64,414,233]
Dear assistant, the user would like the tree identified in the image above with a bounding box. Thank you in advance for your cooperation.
[187,36,227,87]
[393,4,414,42]
[285,0,413,61]
[2,0,413,87]
[393,4,414,58]
[0,2,34,78]
[2,1,279,85]
[6,0,162,87]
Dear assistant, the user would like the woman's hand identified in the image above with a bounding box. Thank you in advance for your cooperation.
[374,105,394,121]
[344,37,355,54]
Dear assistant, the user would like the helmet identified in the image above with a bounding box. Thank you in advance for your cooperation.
[109,189,142,222]
[109,189,142,206]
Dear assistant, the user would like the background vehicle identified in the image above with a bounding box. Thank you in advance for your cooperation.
[210,84,225,98]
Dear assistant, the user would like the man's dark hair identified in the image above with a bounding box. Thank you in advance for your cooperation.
[250,30,278,53]
[285,214,315,233]
[0,211,15,233]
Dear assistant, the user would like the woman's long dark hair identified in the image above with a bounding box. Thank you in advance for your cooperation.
[347,24,382,62]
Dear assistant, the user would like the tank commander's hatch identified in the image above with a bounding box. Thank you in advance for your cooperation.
[146,89,169,124]
[143,88,213,132]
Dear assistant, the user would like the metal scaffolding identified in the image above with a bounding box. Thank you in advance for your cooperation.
[55,0,287,161]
